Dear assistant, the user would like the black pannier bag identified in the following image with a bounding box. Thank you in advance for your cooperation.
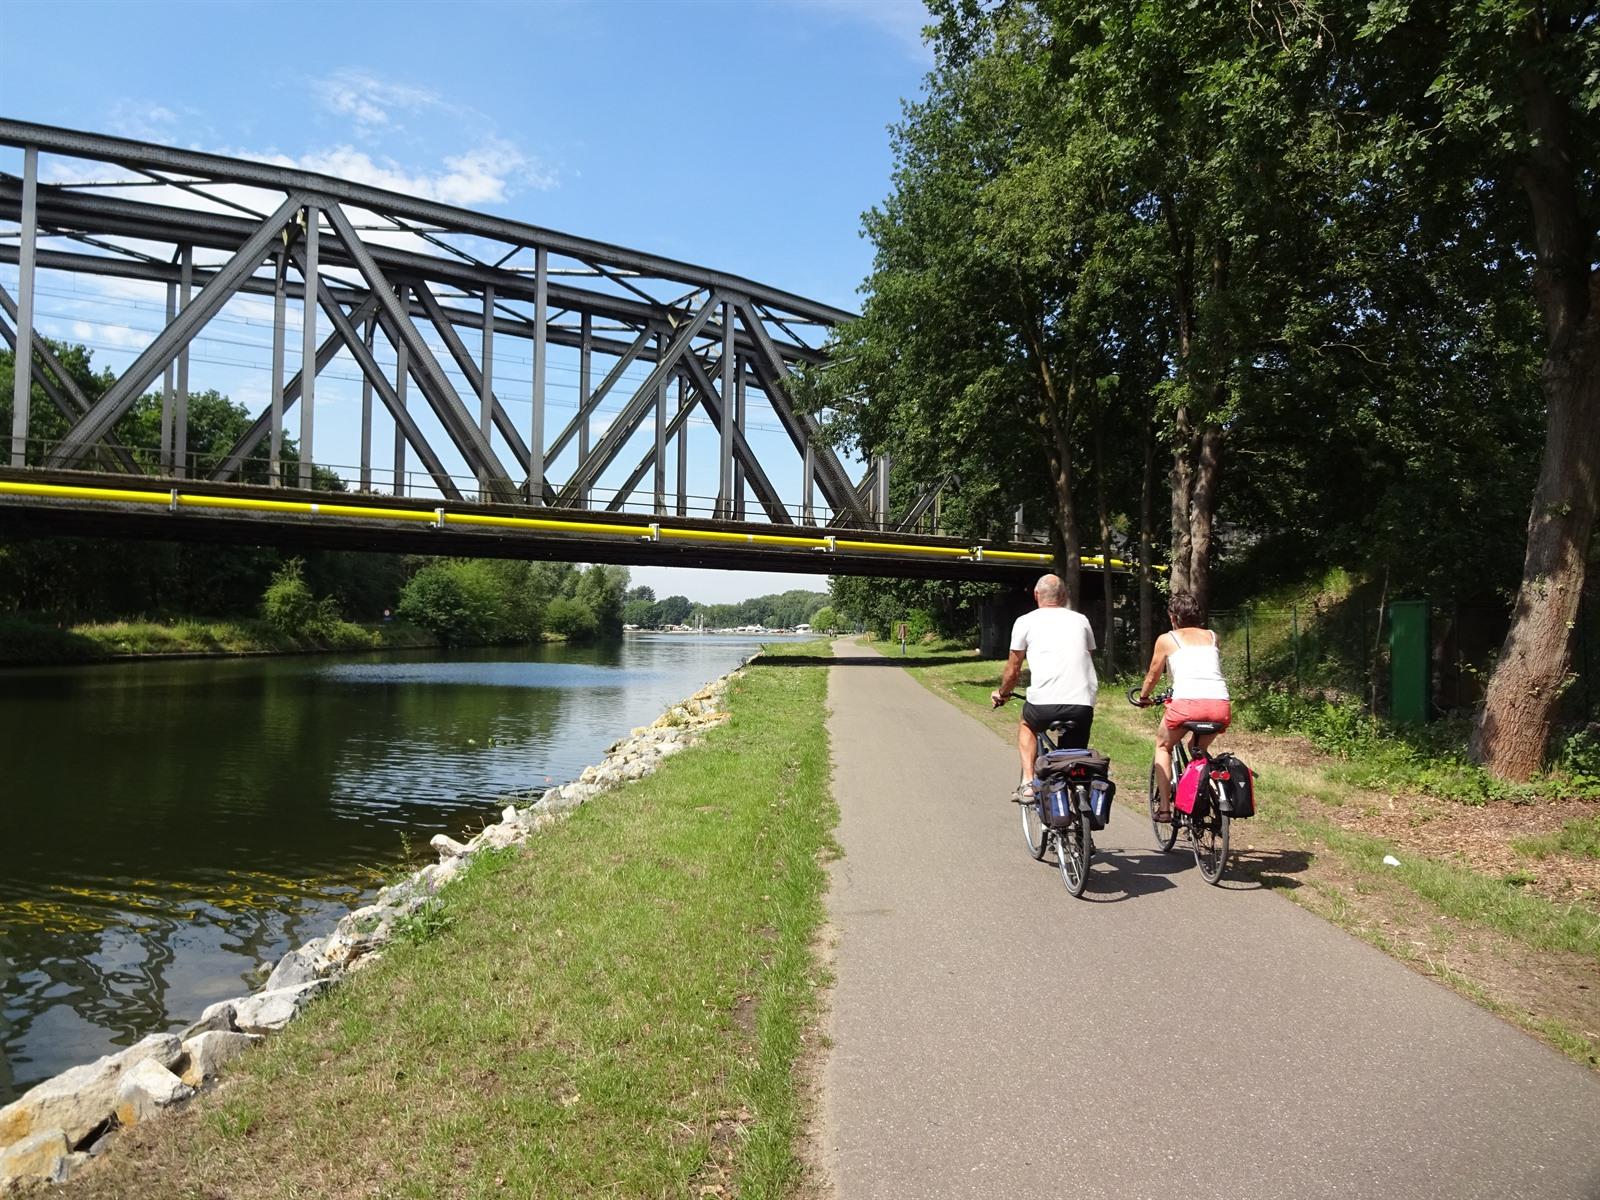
[1034,748,1110,779]
[1034,749,1115,829]
[1208,753,1255,819]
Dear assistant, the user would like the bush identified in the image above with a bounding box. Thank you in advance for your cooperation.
[396,560,504,646]
[545,595,598,641]
[261,559,339,638]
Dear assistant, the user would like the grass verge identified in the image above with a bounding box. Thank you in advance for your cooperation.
[0,614,442,665]
[894,644,1600,1071]
[53,641,837,1199]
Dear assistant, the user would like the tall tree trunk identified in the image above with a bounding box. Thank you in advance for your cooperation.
[1169,405,1195,597]
[1021,313,1082,605]
[1091,395,1117,673]
[1471,28,1600,779]
[1188,421,1224,623]
[1139,404,1156,666]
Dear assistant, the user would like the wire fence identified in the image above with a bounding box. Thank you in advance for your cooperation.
[1206,583,1598,722]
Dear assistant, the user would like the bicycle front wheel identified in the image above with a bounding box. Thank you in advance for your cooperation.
[1057,800,1092,897]
[1021,793,1048,860]
[1192,789,1230,884]
[1150,764,1178,853]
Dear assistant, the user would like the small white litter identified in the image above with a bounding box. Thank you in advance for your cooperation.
[1382,854,1401,867]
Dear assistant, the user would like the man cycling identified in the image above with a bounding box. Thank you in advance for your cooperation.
[990,573,1098,800]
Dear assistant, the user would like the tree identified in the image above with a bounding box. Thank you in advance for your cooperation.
[811,605,839,633]
[656,595,693,626]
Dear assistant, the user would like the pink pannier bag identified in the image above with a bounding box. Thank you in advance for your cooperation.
[1174,757,1210,816]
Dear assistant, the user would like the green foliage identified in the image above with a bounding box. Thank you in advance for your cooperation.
[544,595,597,640]
[1514,817,1600,863]
[396,560,513,646]
[690,589,829,630]
[1235,689,1600,805]
[261,559,338,639]
[810,605,839,633]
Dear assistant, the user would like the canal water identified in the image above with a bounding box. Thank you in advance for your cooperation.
[0,633,789,1102]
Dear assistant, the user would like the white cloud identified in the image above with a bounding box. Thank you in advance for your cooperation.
[106,99,181,142]
[312,69,443,134]
[251,139,552,207]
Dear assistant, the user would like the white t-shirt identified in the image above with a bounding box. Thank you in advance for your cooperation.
[1010,607,1098,707]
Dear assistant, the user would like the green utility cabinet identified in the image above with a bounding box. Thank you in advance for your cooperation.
[1388,600,1430,723]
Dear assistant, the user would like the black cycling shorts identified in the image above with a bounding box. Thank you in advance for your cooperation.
[1021,702,1093,748]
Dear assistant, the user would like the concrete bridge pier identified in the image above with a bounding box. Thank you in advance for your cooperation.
[978,577,1109,659]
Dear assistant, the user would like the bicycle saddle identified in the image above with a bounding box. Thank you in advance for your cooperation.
[1182,720,1225,733]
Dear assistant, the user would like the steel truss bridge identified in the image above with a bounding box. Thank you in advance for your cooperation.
[0,120,1086,582]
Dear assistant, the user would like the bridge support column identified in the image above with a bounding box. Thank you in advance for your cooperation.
[269,251,287,486]
[718,299,735,518]
[734,355,746,521]
[9,145,35,469]
[579,312,591,509]
[653,331,667,514]
[296,213,317,489]
[979,584,1035,659]
[802,441,815,525]
[175,245,193,479]
[393,285,408,497]
[529,246,547,506]
[675,374,688,517]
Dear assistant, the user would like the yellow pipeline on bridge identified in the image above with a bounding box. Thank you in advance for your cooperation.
[0,479,1147,572]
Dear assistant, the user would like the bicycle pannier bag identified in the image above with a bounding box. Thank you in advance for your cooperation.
[1174,757,1210,817]
[1040,778,1077,829]
[1087,778,1116,830]
[1209,753,1255,819]
[1035,748,1110,779]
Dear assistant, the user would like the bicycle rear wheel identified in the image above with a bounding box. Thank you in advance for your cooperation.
[1192,787,1230,884]
[1021,792,1048,860]
[1149,764,1178,853]
[1056,800,1092,897]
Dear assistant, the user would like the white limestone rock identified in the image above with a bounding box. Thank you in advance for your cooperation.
[0,1128,74,1189]
[263,942,323,992]
[430,833,469,859]
[232,979,329,1034]
[113,1059,193,1127]
[0,1032,181,1147]
[182,1000,238,1040]
[179,1031,261,1087]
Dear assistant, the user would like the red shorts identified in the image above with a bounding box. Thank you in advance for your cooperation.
[1163,699,1232,730]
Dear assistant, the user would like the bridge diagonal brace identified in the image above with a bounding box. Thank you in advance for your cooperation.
[211,292,382,482]
[603,379,703,512]
[0,294,141,475]
[543,323,653,468]
[557,295,718,505]
[47,191,306,468]
[734,300,868,526]
[313,282,463,501]
[321,201,513,497]
[680,352,794,525]
[410,280,532,474]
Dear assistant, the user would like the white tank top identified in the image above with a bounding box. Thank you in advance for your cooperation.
[1167,630,1229,701]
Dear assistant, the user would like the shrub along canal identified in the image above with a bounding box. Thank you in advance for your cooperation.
[0,633,794,1102]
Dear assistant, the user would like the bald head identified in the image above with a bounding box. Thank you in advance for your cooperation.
[1034,574,1066,607]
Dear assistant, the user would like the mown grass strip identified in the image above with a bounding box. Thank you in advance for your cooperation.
[60,641,836,1199]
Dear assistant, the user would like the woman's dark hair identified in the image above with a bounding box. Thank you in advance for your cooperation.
[1167,590,1205,629]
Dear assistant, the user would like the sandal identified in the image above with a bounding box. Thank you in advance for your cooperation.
[1012,783,1037,804]
[1153,805,1174,823]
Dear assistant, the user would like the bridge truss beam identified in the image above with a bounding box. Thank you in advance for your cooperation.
[0,120,956,533]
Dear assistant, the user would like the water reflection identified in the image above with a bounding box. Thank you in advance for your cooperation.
[1,634,783,1099]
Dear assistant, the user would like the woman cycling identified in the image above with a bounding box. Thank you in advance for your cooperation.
[1135,590,1231,822]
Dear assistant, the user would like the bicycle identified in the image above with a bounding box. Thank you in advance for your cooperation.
[996,694,1108,897]
[1127,688,1230,885]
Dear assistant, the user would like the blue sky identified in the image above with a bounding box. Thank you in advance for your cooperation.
[1,0,931,604]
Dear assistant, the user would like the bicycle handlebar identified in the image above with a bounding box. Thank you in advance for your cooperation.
[1127,687,1173,708]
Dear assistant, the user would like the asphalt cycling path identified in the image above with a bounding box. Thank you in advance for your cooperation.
[820,640,1600,1200]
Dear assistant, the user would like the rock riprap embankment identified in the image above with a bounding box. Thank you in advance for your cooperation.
[0,669,740,1192]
